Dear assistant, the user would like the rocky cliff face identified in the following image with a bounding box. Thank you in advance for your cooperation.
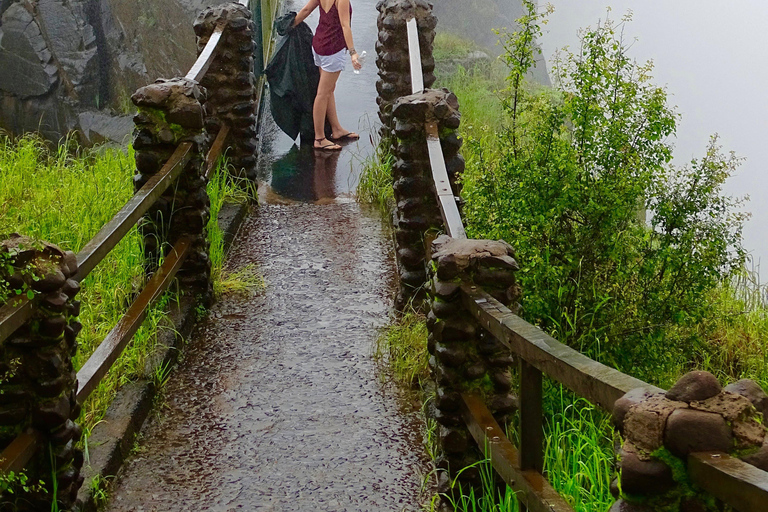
[0,0,228,143]
[433,0,549,85]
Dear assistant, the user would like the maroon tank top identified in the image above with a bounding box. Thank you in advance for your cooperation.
[312,0,352,56]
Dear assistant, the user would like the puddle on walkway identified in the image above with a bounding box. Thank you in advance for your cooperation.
[104,1,433,510]
[257,0,380,205]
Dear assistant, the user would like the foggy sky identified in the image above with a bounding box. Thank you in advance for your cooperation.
[538,1,768,268]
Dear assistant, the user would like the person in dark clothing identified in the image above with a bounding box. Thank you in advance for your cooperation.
[264,12,319,143]
[293,0,362,151]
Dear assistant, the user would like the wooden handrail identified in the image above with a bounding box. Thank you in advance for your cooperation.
[0,297,34,350]
[460,284,662,411]
[689,452,768,512]
[462,394,574,512]
[74,143,192,283]
[406,18,424,94]
[405,18,466,240]
[1,236,193,476]
[205,125,231,179]
[76,236,193,402]
[425,122,466,239]
[186,0,250,83]
[187,24,225,83]
[0,431,42,476]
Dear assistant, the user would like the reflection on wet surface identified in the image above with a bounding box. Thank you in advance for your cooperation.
[104,1,431,509]
[258,0,380,203]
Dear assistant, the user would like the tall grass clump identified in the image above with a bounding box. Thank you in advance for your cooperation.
[436,389,614,512]
[206,160,262,298]
[373,311,429,388]
[356,141,395,214]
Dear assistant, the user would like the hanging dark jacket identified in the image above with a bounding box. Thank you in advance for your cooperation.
[264,12,319,142]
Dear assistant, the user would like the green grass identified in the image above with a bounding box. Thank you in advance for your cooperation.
[206,159,262,299]
[373,311,429,388]
[356,139,395,215]
[433,32,483,62]
[0,133,255,440]
[367,28,768,512]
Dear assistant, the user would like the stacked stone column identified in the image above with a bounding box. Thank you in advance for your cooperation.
[0,235,84,510]
[391,89,464,310]
[612,371,768,511]
[131,78,213,306]
[194,3,258,182]
[427,235,521,499]
[375,0,437,144]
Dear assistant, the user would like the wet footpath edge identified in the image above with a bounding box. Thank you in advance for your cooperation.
[75,201,250,512]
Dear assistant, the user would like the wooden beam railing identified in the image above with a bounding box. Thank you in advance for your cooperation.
[403,13,768,512]
[406,18,465,240]
[0,0,260,483]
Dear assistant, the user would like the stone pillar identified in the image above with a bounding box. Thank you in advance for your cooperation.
[194,3,258,182]
[375,0,437,143]
[391,89,464,310]
[611,371,768,511]
[131,78,213,306]
[0,235,84,510]
[427,235,521,499]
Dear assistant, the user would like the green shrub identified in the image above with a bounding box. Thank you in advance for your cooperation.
[461,3,747,383]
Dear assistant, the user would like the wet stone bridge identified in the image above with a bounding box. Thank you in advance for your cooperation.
[2,1,768,512]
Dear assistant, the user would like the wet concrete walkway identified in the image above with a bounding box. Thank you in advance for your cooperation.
[105,0,430,510]
[106,204,428,511]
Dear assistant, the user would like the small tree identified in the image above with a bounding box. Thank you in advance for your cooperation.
[461,4,747,382]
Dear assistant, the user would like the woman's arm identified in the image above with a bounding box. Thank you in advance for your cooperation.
[293,0,318,27]
[337,0,361,69]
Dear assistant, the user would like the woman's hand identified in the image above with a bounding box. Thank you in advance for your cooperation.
[351,53,362,71]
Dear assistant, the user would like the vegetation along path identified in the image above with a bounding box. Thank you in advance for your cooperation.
[105,0,430,509]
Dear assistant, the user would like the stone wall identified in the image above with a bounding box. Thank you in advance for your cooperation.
[427,235,520,499]
[194,2,259,181]
[390,89,463,310]
[131,77,213,306]
[375,0,436,142]
[0,236,84,511]
[612,371,768,511]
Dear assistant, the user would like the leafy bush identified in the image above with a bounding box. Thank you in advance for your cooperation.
[461,3,747,383]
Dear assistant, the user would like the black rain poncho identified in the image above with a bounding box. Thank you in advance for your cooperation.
[264,12,319,143]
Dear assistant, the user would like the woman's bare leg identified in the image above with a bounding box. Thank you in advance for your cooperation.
[327,93,359,140]
[314,69,341,148]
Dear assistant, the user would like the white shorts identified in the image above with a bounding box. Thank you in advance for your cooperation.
[313,48,347,73]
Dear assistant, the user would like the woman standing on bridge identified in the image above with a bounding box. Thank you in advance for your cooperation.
[293,0,362,150]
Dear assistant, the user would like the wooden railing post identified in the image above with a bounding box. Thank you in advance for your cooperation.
[519,360,543,474]
[0,235,83,510]
[131,78,213,306]
[427,235,521,501]
[194,3,259,182]
[390,90,464,311]
[611,372,768,511]
[375,0,437,144]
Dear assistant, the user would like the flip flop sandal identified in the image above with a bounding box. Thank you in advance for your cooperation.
[314,138,342,151]
[330,132,360,142]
